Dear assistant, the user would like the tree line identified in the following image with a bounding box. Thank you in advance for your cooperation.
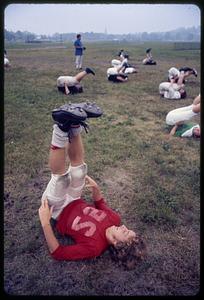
[4,26,200,43]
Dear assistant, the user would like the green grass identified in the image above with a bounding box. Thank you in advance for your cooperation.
[4,42,200,296]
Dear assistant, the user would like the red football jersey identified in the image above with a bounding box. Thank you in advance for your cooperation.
[51,198,121,260]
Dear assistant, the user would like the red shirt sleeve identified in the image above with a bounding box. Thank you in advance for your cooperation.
[94,197,114,211]
[51,243,98,261]
[94,198,121,220]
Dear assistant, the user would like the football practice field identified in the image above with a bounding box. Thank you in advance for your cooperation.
[4,41,200,296]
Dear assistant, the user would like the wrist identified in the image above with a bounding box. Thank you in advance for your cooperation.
[41,221,51,228]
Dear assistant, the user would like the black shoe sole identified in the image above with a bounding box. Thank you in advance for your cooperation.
[71,102,103,118]
[52,105,87,124]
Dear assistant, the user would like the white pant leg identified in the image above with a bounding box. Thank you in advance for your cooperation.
[67,163,87,198]
[166,105,196,125]
[79,55,83,68]
[159,82,171,95]
[42,163,87,219]
[75,55,83,68]
[124,67,136,74]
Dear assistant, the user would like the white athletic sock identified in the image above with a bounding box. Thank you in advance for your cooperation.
[51,124,68,148]
[70,124,83,137]
[51,124,83,147]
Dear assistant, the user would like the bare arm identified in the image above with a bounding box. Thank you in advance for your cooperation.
[177,73,185,86]
[193,94,200,105]
[169,121,184,136]
[85,175,103,202]
[169,125,178,136]
[64,83,70,95]
[39,199,59,253]
[192,103,200,113]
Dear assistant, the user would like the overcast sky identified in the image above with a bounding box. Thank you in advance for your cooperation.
[4,3,200,35]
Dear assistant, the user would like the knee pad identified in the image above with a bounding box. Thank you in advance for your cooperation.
[69,163,87,187]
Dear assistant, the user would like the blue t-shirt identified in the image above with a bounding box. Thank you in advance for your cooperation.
[74,39,83,56]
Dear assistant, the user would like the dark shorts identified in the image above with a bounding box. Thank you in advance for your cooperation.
[179,67,193,73]
[108,74,128,82]
[145,60,156,65]
[57,84,83,94]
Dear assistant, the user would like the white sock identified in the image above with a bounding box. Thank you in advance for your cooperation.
[51,124,68,148]
[51,124,83,147]
[70,125,82,137]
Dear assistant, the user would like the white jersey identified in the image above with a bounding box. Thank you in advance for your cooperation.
[168,67,180,80]
[111,59,121,67]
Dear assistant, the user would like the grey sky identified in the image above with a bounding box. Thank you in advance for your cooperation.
[4,3,200,35]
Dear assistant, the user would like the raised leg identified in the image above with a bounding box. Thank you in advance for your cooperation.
[48,124,84,174]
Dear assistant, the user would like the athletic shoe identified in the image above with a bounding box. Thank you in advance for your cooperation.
[85,67,95,75]
[69,101,103,118]
[52,104,87,132]
[192,68,198,77]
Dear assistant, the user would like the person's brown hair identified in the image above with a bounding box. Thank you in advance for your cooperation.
[109,235,147,270]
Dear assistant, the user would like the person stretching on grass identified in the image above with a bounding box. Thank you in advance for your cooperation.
[39,102,146,270]
[168,67,197,84]
[159,71,187,100]
[111,53,137,74]
[107,62,129,83]
[166,94,200,138]
[142,48,156,65]
[57,67,95,95]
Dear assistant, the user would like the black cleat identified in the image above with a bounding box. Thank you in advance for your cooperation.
[85,67,95,75]
[69,101,103,118]
[52,104,87,132]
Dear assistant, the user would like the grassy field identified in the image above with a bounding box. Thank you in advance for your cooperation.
[4,41,200,296]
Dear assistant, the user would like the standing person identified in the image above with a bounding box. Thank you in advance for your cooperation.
[39,104,146,269]
[74,34,86,70]
[166,94,200,138]
[57,67,95,95]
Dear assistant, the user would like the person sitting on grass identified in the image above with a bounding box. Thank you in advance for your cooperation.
[142,48,156,65]
[39,102,146,270]
[168,67,197,84]
[57,67,95,95]
[166,94,200,138]
[159,71,187,100]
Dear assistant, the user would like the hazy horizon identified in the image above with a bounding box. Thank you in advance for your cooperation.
[4,3,200,36]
